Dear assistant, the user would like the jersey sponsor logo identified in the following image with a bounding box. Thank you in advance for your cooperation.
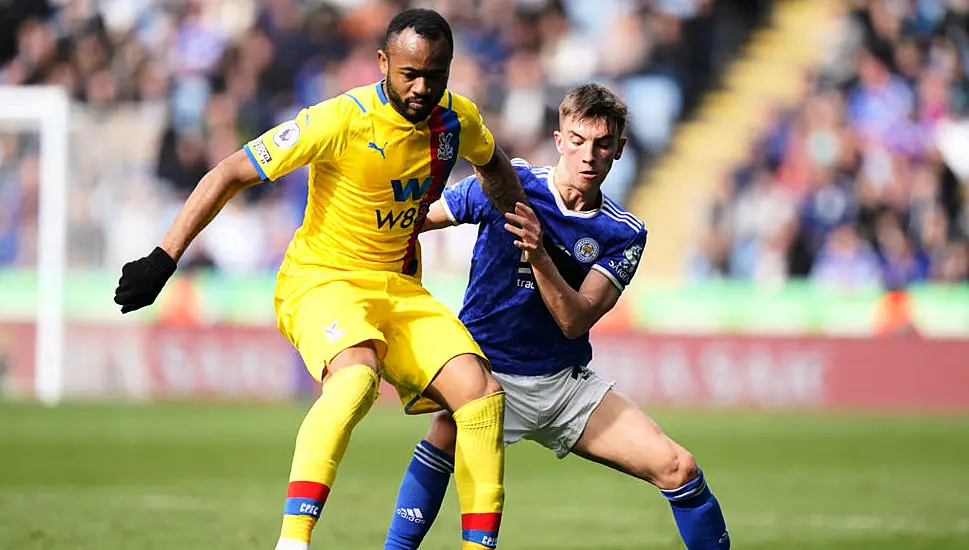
[391,177,433,202]
[368,140,388,159]
[272,121,301,149]
[573,237,600,263]
[517,250,535,289]
[324,321,344,343]
[251,140,272,164]
[375,206,420,230]
[437,132,454,161]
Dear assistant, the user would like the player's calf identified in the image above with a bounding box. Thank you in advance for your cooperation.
[424,354,505,549]
[572,390,729,549]
[276,344,382,550]
[384,412,458,550]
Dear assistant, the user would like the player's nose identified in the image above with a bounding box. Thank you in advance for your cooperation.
[412,77,429,96]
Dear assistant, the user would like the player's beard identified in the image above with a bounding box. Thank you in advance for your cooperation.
[385,81,441,124]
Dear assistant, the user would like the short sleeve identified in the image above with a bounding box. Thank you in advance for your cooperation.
[591,229,648,292]
[453,93,496,167]
[243,96,353,182]
[440,174,494,225]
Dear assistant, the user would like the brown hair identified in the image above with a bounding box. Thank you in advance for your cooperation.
[559,83,628,138]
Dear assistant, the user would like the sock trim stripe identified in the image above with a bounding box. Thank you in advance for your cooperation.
[461,512,502,531]
[283,497,324,518]
[415,444,454,471]
[417,440,455,466]
[415,444,454,473]
[413,452,452,475]
[661,472,707,502]
[286,481,331,501]
[462,529,499,548]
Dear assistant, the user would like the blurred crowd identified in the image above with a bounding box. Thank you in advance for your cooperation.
[692,0,969,288]
[0,0,763,273]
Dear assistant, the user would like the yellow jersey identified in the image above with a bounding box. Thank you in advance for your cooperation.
[243,81,496,279]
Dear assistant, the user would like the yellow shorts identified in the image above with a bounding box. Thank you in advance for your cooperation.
[275,268,485,414]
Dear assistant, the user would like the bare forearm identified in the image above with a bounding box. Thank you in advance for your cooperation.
[160,152,258,261]
[530,254,595,338]
[419,201,453,233]
[476,147,528,215]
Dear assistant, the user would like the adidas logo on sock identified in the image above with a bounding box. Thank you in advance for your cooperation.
[396,507,426,524]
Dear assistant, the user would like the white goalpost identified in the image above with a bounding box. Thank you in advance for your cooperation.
[0,86,70,406]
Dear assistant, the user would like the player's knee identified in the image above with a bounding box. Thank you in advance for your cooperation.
[454,354,502,400]
[425,410,457,456]
[654,448,698,491]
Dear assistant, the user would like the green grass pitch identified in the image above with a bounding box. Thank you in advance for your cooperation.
[1,402,968,549]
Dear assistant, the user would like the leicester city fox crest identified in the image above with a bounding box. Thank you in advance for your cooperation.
[437,132,454,161]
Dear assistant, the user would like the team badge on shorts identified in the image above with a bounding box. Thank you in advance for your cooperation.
[573,237,600,263]
[272,121,301,149]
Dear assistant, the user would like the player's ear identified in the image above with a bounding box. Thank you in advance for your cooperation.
[614,136,627,161]
[553,130,564,155]
[377,50,389,78]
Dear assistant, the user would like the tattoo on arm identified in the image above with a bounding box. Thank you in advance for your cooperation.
[475,146,529,215]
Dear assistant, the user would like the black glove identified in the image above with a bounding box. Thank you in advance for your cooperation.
[114,247,177,314]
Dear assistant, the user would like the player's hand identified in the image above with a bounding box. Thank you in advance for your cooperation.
[114,247,177,314]
[504,202,548,264]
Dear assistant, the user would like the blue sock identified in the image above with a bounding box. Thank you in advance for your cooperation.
[384,440,454,550]
[661,469,730,549]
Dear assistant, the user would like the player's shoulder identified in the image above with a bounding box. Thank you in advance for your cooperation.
[304,82,379,119]
[445,90,479,115]
[599,194,648,243]
[509,157,553,191]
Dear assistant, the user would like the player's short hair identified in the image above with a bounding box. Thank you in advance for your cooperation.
[559,83,628,139]
[383,8,454,58]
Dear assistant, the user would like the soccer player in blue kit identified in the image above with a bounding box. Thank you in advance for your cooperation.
[383,83,730,549]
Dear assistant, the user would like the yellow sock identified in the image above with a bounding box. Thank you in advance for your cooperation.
[452,391,505,549]
[278,364,379,545]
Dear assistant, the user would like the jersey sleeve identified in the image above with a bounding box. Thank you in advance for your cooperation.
[440,174,492,225]
[453,93,497,167]
[243,96,354,182]
[591,228,648,292]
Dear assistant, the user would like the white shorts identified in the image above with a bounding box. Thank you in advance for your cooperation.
[494,365,615,459]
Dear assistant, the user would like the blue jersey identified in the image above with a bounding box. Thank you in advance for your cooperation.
[441,159,648,376]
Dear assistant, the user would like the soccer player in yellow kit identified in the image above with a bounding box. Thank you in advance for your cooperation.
[114,9,527,550]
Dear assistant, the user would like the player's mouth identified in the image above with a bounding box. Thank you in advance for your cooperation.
[580,170,598,180]
[408,99,427,111]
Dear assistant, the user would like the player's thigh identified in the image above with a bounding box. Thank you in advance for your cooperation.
[382,277,496,413]
[571,390,697,490]
[276,274,388,381]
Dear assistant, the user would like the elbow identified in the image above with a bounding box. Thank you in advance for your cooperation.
[209,158,251,196]
[560,320,590,340]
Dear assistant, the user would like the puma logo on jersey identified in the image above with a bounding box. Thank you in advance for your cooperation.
[368,141,388,159]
